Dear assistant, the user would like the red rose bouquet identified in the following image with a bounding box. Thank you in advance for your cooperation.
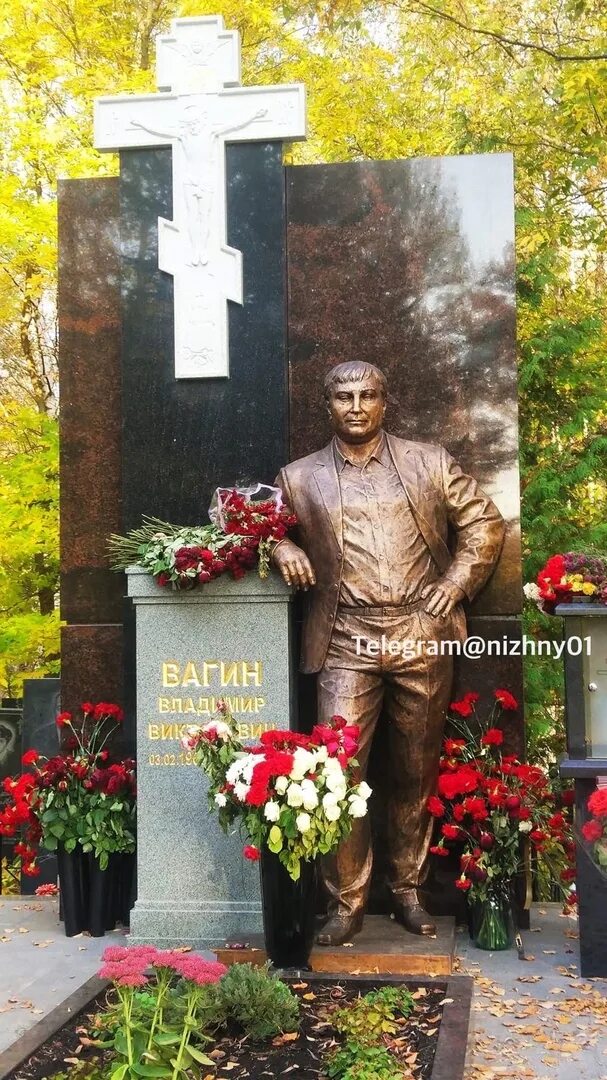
[188,708,371,880]
[0,702,136,872]
[427,689,574,904]
[581,785,607,871]
[109,484,296,590]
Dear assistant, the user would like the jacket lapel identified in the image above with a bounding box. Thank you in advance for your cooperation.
[312,444,343,552]
[387,434,452,573]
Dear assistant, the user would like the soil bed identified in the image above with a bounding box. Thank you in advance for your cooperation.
[5,977,464,1080]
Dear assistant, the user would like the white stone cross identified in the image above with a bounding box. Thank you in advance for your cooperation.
[94,16,306,379]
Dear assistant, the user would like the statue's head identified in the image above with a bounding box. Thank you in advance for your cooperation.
[323,361,387,445]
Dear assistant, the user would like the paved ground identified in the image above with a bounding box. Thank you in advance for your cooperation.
[459,904,607,1080]
[0,899,605,1078]
[0,895,126,1055]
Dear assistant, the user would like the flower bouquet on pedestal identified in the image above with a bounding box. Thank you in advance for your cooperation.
[108,484,296,589]
[427,689,574,950]
[187,708,371,967]
[0,702,136,936]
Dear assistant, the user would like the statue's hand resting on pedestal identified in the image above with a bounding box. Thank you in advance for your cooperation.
[421,578,465,618]
[272,539,316,591]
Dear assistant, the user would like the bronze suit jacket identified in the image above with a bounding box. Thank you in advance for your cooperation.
[275,433,505,674]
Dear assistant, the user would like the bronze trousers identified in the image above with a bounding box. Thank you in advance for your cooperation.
[317,604,456,917]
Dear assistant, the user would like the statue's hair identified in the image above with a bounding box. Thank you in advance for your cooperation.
[323,361,387,400]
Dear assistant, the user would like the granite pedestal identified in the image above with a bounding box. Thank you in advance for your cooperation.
[127,568,294,947]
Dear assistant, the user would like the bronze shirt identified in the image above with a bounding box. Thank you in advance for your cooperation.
[334,435,439,606]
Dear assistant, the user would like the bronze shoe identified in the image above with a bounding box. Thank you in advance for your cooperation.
[316,911,364,946]
[393,896,436,937]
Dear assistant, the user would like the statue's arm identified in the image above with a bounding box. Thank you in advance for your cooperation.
[438,448,506,601]
[129,118,174,140]
[271,468,316,590]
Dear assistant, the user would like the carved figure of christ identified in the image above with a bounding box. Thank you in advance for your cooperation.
[128,104,268,267]
[95,82,305,378]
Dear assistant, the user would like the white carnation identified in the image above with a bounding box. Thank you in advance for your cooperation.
[233,781,248,802]
[296,812,312,833]
[275,775,289,795]
[264,801,280,822]
[518,820,533,833]
[286,783,304,808]
[214,792,227,807]
[315,745,328,763]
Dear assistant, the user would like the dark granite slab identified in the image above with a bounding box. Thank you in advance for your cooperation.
[286,153,520,616]
[59,625,124,726]
[119,141,288,530]
[58,178,123,626]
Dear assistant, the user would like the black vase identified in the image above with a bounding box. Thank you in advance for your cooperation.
[260,850,316,968]
[58,846,135,937]
[57,844,87,937]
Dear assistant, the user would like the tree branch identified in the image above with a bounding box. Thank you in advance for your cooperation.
[405,2,607,61]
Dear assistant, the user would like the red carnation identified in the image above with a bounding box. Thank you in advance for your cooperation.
[243,845,260,861]
[481,728,504,747]
[427,795,446,817]
[444,738,467,756]
[455,877,472,890]
[56,712,72,727]
[441,823,462,840]
[449,692,480,717]
[21,750,39,766]
[430,845,449,856]
[494,689,518,711]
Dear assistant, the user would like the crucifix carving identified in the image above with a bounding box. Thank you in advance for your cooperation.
[94,16,306,379]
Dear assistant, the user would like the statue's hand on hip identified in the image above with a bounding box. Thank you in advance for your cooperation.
[272,539,316,591]
[421,578,465,618]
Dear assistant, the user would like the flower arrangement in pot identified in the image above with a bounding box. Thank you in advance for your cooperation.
[427,689,574,950]
[0,702,136,936]
[187,707,371,966]
[524,551,607,614]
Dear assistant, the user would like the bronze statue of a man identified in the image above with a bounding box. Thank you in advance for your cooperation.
[272,361,505,946]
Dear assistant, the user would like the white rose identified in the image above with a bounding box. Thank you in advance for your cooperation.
[296,812,312,833]
[349,796,368,819]
[356,781,372,800]
[233,781,248,802]
[275,776,289,795]
[214,792,227,807]
[264,801,280,822]
[325,802,342,822]
[518,820,533,833]
[315,745,328,763]
[300,779,319,811]
[323,757,342,774]
[322,791,339,811]
[286,783,304,808]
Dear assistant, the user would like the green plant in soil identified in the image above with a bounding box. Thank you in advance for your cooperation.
[326,986,416,1079]
[332,986,414,1045]
[326,1042,411,1080]
[206,962,300,1041]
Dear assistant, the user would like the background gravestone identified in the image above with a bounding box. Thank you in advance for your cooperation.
[19,679,61,891]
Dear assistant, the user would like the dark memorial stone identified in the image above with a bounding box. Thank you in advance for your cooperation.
[20,680,61,892]
[286,154,520,617]
[119,142,288,530]
[58,177,124,716]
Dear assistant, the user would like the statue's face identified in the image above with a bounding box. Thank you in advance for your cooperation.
[326,375,386,444]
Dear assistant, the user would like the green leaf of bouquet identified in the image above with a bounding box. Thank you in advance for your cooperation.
[110,1065,129,1080]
